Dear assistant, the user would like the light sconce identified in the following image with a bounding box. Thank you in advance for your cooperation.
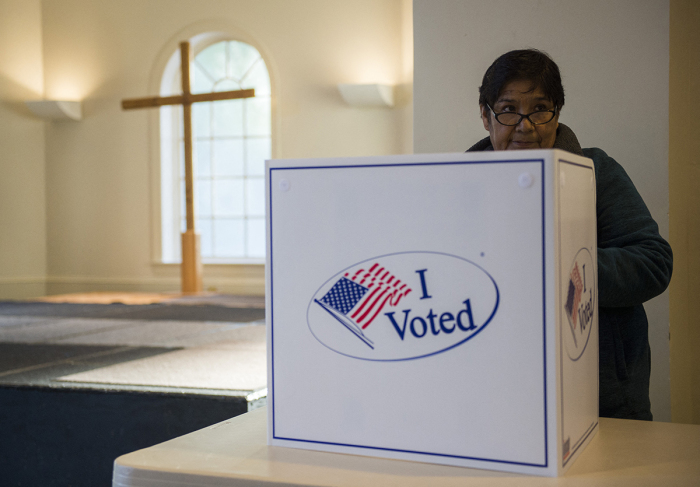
[25,100,83,121]
[337,83,394,108]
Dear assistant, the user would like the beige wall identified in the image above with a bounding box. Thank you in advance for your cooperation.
[0,0,47,298]
[669,0,700,425]
[32,0,411,296]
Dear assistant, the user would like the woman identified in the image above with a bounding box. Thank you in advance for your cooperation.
[468,49,673,420]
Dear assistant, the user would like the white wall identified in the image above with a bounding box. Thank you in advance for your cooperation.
[0,0,47,298]
[413,0,671,420]
[34,0,410,296]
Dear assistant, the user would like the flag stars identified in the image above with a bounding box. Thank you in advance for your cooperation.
[321,277,369,315]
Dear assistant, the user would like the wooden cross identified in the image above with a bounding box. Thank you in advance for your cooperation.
[122,41,255,293]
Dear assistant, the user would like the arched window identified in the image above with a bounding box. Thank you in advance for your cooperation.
[160,38,271,263]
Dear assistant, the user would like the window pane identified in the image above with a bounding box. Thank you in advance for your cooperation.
[215,79,240,92]
[196,43,226,81]
[195,140,211,178]
[213,100,243,137]
[179,140,186,178]
[198,218,213,258]
[193,63,214,94]
[246,137,270,176]
[195,179,212,217]
[177,105,184,138]
[242,60,271,96]
[228,41,260,80]
[246,178,265,217]
[213,218,244,257]
[213,139,244,177]
[213,179,244,217]
[180,180,186,226]
[245,97,271,136]
[193,103,211,138]
[165,39,273,262]
[246,218,266,258]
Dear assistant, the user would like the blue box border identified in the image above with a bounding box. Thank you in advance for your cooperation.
[269,158,549,469]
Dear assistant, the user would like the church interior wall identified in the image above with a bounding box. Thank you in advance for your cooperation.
[0,0,48,299]
[412,0,674,422]
[25,0,412,296]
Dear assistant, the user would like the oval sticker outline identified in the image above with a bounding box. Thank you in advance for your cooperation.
[306,250,500,362]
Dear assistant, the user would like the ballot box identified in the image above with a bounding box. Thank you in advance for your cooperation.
[265,150,598,476]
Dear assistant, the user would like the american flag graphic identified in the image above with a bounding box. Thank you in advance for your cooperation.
[315,263,412,348]
[565,263,583,346]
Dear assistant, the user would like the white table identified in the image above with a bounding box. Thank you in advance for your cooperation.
[113,407,700,486]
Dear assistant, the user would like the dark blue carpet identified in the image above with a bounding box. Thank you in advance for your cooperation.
[0,385,247,486]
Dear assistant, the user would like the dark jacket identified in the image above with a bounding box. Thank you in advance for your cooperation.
[468,124,673,420]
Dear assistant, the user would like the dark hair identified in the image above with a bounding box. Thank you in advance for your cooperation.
[478,49,564,111]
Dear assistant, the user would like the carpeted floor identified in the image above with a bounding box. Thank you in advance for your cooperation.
[34,291,266,307]
[0,300,265,322]
[0,293,267,487]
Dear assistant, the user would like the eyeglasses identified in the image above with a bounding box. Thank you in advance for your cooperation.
[487,104,557,126]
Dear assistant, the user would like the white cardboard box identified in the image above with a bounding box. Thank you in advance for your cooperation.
[266,150,598,476]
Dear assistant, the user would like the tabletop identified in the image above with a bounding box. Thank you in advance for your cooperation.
[113,406,700,487]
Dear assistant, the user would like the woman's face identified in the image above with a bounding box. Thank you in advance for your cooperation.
[480,79,559,151]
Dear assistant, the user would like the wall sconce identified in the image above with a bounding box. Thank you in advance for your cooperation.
[25,100,82,121]
[337,84,394,108]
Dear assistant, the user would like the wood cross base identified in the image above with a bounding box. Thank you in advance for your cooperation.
[181,230,203,293]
